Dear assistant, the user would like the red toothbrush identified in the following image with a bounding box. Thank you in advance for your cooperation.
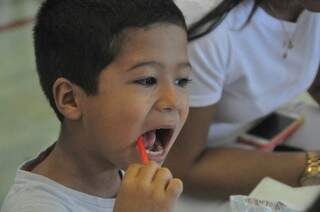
[136,136,149,165]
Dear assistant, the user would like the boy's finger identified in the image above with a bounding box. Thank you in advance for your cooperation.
[138,161,159,182]
[124,163,142,179]
[166,178,183,199]
[153,167,173,189]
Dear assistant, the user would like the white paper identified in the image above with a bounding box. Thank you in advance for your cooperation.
[249,177,320,211]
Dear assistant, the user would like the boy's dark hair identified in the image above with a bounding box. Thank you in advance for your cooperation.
[34,0,186,122]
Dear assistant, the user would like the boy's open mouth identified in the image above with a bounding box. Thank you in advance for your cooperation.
[141,128,174,157]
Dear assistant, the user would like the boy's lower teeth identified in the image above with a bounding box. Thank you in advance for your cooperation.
[146,141,164,156]
[146,149,164,156]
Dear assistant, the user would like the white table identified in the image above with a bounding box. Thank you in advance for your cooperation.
[175,195,230,212]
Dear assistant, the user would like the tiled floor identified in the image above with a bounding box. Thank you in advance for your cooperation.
[0,0,59,205]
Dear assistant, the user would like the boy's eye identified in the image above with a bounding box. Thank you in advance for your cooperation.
[134,77,157,87]
[175,78,192,88]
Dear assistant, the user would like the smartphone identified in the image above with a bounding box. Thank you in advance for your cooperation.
[238,111,304,151]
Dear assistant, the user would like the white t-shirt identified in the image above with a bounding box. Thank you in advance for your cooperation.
[177,0,320,146]
[1,147,115,212]
[174,0,221,26]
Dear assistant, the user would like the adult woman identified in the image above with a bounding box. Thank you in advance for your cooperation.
[167,0,320,199]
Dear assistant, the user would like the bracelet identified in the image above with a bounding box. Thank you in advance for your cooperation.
[300,151,320,186]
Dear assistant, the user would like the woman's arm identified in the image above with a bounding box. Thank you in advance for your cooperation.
[165,106,307,200]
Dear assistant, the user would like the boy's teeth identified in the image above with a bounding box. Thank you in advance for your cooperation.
[146,148,164,156]
[146,139,164,156]
[143,130,156,148]
[142,128,169,157]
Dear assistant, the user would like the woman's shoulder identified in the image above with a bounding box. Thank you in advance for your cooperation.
[193,0,255,39]
[224,0,256,29]
[175,0,219,26]
[175,0,255,28]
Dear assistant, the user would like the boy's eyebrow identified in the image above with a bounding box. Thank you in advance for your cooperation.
[127,61,192,72]
[177,62,192,70]
[127,61,162,71]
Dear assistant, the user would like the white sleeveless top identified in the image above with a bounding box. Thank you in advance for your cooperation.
[176,0,320,146]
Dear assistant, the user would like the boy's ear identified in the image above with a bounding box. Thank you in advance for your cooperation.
[53,78,83,121]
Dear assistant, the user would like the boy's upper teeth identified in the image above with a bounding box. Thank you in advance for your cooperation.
[141,128,173,151]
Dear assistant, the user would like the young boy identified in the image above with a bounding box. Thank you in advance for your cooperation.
[1,0,191,211]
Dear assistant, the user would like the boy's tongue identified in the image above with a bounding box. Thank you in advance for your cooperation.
[142,130,156,149]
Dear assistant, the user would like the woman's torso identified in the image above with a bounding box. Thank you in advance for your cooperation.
[180,0,320,146]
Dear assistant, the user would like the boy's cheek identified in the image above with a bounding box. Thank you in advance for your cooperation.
[180,99,190,124]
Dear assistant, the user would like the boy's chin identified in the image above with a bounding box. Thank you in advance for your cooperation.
[122,157,165,170]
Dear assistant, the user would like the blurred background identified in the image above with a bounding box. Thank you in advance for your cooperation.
[0,0,59,205]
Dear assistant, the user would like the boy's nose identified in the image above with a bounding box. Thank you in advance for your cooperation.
[155,85,179,113]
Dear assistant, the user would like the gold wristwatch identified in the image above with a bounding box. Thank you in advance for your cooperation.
[300,151,320,186]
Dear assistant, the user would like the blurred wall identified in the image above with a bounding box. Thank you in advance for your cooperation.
[0,0,59,205]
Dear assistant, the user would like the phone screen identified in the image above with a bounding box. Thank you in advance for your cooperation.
[247,113,296,140]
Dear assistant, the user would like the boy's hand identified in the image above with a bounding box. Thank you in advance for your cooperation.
[113,161,183,212]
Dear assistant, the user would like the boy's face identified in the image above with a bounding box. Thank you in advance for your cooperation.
[79,24,190,169]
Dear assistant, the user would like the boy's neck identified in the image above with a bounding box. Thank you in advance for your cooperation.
[32,127,121,198]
